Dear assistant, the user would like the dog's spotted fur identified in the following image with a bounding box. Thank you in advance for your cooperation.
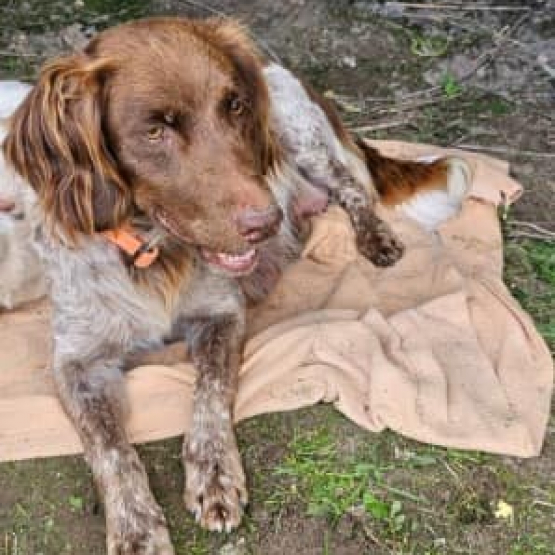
[2,16,470,553]
[264,62,400,266]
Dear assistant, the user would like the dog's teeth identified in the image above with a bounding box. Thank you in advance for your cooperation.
[202,247,257,272]
[218,249,255,265]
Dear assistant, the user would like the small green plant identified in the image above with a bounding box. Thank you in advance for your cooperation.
[410,34,449,58]
[362,490,389,520]
[440,73,462,98]
[68,495,84,511]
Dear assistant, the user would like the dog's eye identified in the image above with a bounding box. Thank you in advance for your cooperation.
[147,125,164,142]
[227,94,245,116]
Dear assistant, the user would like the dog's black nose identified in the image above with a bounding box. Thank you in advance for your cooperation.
[235,205,283,243]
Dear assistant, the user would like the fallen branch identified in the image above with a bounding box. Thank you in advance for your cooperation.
[368,91,464,115]
[349,121,411,133]
[507,231,555,243]
[510,221,555,239]
[394,3,531,12]
[457,144,555,159]
[0,49,39,58]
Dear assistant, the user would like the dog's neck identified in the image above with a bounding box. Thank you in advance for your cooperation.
[101,208,172,269]
[101,226,160,268]
[100,207,196,308]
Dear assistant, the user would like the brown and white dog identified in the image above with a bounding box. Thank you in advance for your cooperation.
[2,17,469,554]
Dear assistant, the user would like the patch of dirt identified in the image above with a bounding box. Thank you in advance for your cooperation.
[0,1,553,554]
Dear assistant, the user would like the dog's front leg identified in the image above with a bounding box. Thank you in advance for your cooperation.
[54,357,174,555]
[182,314,247,532]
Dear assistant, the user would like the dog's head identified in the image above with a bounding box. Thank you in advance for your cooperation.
[0,118,37,234]
[3,17,282,275]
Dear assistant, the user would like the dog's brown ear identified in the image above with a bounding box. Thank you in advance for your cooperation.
[205,18,281,175]
[2,54,130,243]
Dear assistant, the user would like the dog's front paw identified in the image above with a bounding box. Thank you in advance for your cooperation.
[184,441,247,532]
[107,521,174,555]
[104,477,174,554]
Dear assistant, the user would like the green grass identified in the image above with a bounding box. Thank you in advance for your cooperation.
[510,533,554,555]
[268,428,392,523]
[266,426,440,540]
[504,236,555,352]
[261,411,554,553]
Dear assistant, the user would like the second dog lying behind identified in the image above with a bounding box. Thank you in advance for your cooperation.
[2,16,470,555]
[0,82,45,309]
[241,63,470,302]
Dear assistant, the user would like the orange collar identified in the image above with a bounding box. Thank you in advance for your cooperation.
[101,226,159,268]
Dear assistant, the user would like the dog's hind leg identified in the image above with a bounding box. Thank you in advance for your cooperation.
[53,356,174,555]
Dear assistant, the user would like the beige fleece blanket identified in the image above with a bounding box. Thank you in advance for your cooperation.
[0,140,552,461]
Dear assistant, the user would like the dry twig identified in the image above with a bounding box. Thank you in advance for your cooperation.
[395,3,531,12]
[508,231,555,242]
[368,91,464,116]
[0,49,38,58]
[349,121,411,133]
[510,221,555,239]
[457,144,555,159]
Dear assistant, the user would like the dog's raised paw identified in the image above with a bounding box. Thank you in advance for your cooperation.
[353,211,405,267]
[360,231,405,267]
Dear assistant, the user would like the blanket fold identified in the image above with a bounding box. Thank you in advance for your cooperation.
[0,140,552,462]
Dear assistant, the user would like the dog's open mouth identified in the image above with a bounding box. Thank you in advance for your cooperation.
[200,247,259,275]
[155,208,259,275]
[155,209,193,243]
